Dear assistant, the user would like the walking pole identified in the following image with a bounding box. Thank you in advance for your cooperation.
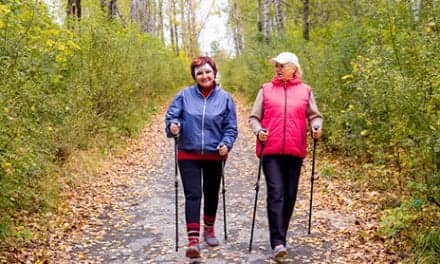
[174,135,179,251]
[249,141,265,252]
[221,158,227,241]
[308,133,318,235]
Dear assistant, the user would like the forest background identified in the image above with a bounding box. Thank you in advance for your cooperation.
[0,0,438,262]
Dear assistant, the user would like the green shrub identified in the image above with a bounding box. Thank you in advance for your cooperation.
[0,0,189,239]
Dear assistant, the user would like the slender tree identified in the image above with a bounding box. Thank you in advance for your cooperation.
[409,0,422,22]
[177,0,200,58]
[169,0,175,48]
[274,0,284,34]
[179,0,187,54]
[263,0,271,43]
[131,0,146,32]
[303,0,310,40]
[257,0,263,35]
[230,0,243,55]
[108,0,118,18]
[67,0,81,18]
[188,0,199,57]
[158,0,165,43]
[130,0,156,33]
[167,0,179,54]
[147,0,156,34]
[172,0,180,54]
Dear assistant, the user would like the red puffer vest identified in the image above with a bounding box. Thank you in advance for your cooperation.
[256,76,311,158]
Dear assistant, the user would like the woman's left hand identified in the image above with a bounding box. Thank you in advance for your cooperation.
[218,144,228,156]
[312,126,322,139]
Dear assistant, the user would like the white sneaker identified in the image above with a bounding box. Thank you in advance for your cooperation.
[273,244,287,259]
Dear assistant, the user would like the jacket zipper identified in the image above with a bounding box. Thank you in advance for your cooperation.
[201,98,207,154]
[200,87,214,154]
[283,82,287,154]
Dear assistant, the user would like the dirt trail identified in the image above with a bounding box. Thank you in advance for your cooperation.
[46,96,388,263]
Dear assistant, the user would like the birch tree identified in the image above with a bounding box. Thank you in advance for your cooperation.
[303,0,310,40]
[145,0,153,33]
[177,0,200,58]
[169,0,179,54]
[130,0,155,33]
[188,0,199,57]
[179,0,187,53]
[257,0,263,36]
[409,0,422,22]
[131,0,145,31]
[158,0,164,43]
[263,0,271,43]
[230,0,243,55]
[274,0,284,34]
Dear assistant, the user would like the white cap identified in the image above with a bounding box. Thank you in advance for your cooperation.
[270,52,299,66]
[270,52,302,77]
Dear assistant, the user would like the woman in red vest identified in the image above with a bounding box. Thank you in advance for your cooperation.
[248,52,323,260]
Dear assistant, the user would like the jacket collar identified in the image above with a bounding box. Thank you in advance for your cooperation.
[193,83,218,98]
[271,76,302,86]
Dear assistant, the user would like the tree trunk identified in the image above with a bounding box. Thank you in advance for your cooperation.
[130,0,140,23]
[303,0,310,41]
[263,0,270,43]
[352,0,359,17]
[179,0,187,54]
[144,0,151,32]
[131,0,147,32]
[67,0,81,18]
[169,0,175,48]
[108,0,118,19]
[168,0,178,54]
[409,0,422,22]
[257,0,263,35]
[187,0,194,57]
[274,0,284,34]
[172,0,179,54]
[178,0,199,58]
[100,0,106,11]
[158,0,164,43]
[148,0,156,35]
[188,0,199,57]
[231,0,243,55]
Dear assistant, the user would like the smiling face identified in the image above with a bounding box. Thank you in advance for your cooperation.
[275,63,297,81]
[194,64,215,89]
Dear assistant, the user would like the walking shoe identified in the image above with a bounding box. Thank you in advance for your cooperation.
[273,244,287,259]
[185,241,201,259]
[203,228,219,247]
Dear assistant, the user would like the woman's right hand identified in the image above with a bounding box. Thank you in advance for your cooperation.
[257,129,268,142]
[170,123,180,136]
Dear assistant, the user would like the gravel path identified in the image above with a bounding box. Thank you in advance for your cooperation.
[63,97,373,264]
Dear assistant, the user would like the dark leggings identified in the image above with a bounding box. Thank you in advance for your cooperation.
[263,155,303,249]
[178,160,223,225]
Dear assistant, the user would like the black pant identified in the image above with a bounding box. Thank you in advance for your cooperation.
[263,155,303,249]
[178,160,223,225]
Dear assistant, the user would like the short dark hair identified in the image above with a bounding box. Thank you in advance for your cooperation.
[190,56,217,80]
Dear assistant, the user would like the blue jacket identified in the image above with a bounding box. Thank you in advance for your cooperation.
[165,84,238,153]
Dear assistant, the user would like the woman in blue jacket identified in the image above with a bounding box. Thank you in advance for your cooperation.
[165,56,238,259]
